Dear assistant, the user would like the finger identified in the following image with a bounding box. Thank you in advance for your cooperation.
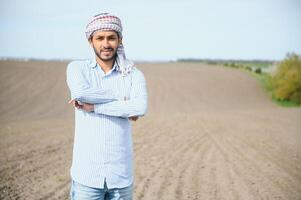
[129,116,138,121]
[70,100,77,108]
[75,101,82,107]
[68,99,74,104]
[75,103,82,109]
[73,101,81,109]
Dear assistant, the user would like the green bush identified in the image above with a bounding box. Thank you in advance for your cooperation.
[230,63,237,68]
[255,68,262,74]
[270,53,301,104]
[245,66,252,71]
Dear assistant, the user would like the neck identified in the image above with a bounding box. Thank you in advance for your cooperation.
[96,56,115,74]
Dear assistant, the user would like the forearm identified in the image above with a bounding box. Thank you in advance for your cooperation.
[94,98,147,118]
[70,87,118,104]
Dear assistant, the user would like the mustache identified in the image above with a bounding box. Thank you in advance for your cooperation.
[101,47,114,51]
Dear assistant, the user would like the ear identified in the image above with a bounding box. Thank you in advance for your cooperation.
[119,37,123,45]
[88,37,93,47]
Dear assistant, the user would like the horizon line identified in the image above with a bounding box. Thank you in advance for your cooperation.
[0,56,281,63]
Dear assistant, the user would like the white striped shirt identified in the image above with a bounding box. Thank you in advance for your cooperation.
[66,59,147,189]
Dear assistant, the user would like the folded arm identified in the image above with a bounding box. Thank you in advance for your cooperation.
[66,61,118,104]
[94,69,148,118]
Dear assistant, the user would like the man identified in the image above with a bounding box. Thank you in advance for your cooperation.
[66,13,147,200]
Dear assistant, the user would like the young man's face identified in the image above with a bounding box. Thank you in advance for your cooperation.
[89,30,121,62]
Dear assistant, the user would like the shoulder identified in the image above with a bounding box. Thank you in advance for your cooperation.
[129,66,146,83]
[66,60,91,73]
[67,60,91,69]
[130,66,145,78]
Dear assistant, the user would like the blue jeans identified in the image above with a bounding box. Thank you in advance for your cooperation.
[70,180,133,200]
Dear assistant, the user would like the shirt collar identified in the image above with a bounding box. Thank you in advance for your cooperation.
[88,59,97,68]
[89,58,118,74]
[109,62,119,74]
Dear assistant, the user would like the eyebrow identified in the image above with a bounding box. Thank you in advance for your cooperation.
[95,34,117,38]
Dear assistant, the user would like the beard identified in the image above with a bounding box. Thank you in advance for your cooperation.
[93,45,118,62]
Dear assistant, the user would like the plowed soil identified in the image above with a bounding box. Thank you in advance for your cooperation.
[0,61,300,200]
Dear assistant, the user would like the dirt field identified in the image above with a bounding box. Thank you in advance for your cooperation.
[0,61,300,200]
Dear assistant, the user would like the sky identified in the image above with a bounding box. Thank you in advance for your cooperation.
[0,0,300,61]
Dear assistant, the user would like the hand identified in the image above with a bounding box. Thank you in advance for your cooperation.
[68,99,82,109]
[129,116,139,121]
[68,99,94,112]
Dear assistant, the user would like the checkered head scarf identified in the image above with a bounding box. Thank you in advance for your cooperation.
[85,13,134,76]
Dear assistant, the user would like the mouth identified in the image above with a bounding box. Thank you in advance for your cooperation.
[102,48,113,53]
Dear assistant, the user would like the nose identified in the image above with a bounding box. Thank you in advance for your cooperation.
[103,38,110,48]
